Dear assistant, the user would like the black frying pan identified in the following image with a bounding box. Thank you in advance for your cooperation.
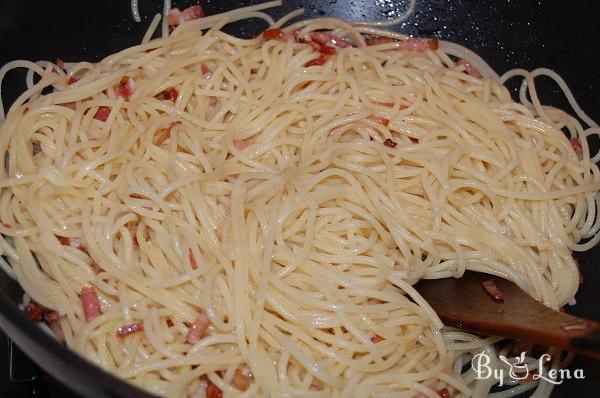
[0,1,599,397]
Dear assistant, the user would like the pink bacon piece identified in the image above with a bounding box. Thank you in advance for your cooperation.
[232,369,249,391]
[204,376,223,398]
[305,56,328,67]
[117,322,144,337]
[309,31,352,48]
[438,388,451,398]
[398,37,438,52]
[186,312,210,344]
[80,286,102,323]
[25,300,45,322]
[481,279,505,302]
[263,28,288,42]
[365,36,396,46]
[23,299,64,341]
[201,64,213,79]
[155,87,178,102]
[114,76,135,101]
[233,139,252,150]
[570,138,583,160]
[153,121,181,146]
[371,334,384,343]
[167,5,205,28]
[383,138,397,148]
[93,106,111,122]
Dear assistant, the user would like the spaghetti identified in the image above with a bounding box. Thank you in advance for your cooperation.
[0,2,598,397]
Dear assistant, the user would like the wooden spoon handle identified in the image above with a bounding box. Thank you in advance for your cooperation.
[415,271,600,359]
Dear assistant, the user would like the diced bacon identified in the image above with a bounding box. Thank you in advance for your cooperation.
[24,300,64,342]
[24,299,62,325]
[233,139,252,150]
[398,37,438,52]
[62,102,77,110]
[189,248,199,269]
[155,87,178,102]
[263,28,288,41]
[167,5,205,27]
[457,59,482,78]
[80,286,102,323]
[367,115,390,126]
[291,31,318,49]
[371,334,384,343]
[305,56,328,67]
[232,369,249,391]
[114,76,135,101]
[201,64,213,79]
[295,31,352,64]
[482,279,505,302]
[570,138,583,160]
[365,36,396,46]
[93,106,111,122]
[307,40,322,51]
[205,378,223,398]
[44,309,59,323]
[56,59,65,70]
[117,322,144,337]
[438,388,451,398]
[187,312,211,344]
[383,138,397,148]
[319,45,336,56]
[309,32,351,48]
[153,122,180,146]
[167,8,182,26]
[67,76,78,85]
[182,5,205,22]
[25,300,44,322]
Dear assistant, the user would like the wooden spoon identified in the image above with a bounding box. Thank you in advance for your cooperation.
[414,271,600,359]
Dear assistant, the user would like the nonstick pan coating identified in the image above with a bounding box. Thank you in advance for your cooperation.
[0,1,599,397]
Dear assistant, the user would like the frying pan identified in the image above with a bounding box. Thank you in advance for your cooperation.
[0,0,599,397]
